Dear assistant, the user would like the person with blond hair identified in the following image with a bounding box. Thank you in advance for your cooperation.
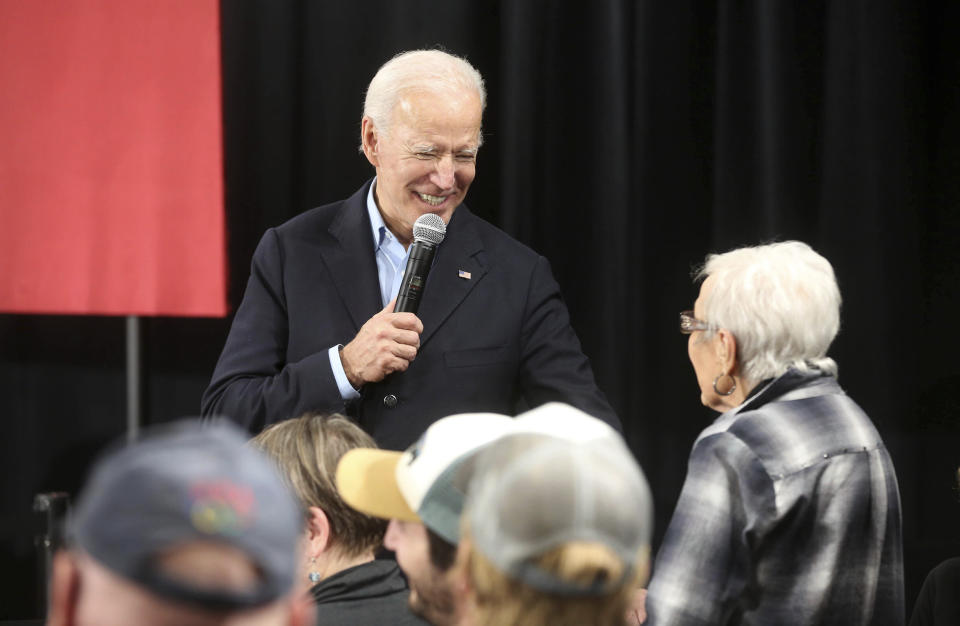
[253,413,426,625]
[455,430,654,626]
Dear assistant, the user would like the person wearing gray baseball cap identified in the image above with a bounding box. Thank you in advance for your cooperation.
[455,430,654,626]
[47,420,313,626]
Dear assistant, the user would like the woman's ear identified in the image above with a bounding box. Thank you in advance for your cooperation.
[715,329,739,375]
[305,506,332,557]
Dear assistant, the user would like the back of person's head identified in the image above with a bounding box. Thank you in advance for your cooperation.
[362,48,486,139]
[463,541,634,626]
[696,240,841,382]
[47,420,309,626]
[458,432,653,626]
[252,413,387,559]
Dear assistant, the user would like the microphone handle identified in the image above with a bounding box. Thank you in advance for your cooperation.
[394,241,437,314]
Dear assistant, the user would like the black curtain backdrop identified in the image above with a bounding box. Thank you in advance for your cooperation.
[1,1,957,619]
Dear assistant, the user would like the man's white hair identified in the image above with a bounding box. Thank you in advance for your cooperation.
[696,240,841,383]
[361,49,486,142]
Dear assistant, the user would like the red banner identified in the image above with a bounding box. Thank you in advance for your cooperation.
[0,0,225,316]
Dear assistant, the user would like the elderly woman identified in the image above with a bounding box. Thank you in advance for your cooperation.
[644,241,904,625]
[454,428,654,626]
[252,413,427,625]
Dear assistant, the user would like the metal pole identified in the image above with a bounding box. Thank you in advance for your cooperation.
[34,492,69,619]
[126,315,141,442]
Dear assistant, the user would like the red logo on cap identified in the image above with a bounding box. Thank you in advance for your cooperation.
[188,481,255,536]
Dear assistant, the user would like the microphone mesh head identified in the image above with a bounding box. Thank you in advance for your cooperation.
[412,214,447,245]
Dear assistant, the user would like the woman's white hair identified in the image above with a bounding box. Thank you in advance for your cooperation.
[361,49,486,142]
[696,240,841,382]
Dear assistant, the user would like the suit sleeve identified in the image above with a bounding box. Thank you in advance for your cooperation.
[200,229,346,431]
[517,255,621,430]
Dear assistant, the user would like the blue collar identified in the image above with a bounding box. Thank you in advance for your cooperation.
[366,177,390,250]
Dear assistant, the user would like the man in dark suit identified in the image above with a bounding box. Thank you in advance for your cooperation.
[202,49,617,450]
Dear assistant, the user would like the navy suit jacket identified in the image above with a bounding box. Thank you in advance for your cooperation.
[202,181,618,450]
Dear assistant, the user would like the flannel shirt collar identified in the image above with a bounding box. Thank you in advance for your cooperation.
[699,367,838,443]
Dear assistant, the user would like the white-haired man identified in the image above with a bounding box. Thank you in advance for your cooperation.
[202,49,618,449]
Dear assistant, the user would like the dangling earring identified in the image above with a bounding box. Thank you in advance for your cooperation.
[308,557,321,583]
[713,373,736,396]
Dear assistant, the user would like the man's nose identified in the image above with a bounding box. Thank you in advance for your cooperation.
[431,155,456,189]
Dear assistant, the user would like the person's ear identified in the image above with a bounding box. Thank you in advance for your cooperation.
[715,329,738,375]
[47,550,81,626]
[360,117,380,167]
[306,506,332,557]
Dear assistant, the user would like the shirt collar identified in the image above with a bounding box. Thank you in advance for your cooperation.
[745,368,835,409]
[696,368,837,443]
[366,177,390,250]
[729,367,836,417]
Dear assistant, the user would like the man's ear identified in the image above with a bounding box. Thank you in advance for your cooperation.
[360,117,380,167]
[306,506,332,557]
[47,550,81,626]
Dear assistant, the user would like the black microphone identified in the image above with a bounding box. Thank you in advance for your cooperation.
[394,214,447,313]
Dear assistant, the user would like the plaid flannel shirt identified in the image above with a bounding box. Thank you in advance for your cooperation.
[646,369,904,625]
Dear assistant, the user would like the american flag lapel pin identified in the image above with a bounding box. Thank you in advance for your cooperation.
[458,269,472,280]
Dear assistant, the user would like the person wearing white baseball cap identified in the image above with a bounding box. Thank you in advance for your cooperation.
[336,412,514,625]
[335,403,623,626]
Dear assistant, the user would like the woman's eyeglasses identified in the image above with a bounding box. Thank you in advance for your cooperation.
[679,310,714,334]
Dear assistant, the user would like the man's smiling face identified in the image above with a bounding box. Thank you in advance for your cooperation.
[362,88,482,246]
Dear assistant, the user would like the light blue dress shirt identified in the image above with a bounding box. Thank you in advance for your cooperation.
[326,179,411,399]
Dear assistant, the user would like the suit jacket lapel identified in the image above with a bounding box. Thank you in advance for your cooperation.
[319,181,382,331]
[417,206,488,347]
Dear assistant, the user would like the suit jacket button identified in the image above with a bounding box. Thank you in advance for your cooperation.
[383,394,398,408]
